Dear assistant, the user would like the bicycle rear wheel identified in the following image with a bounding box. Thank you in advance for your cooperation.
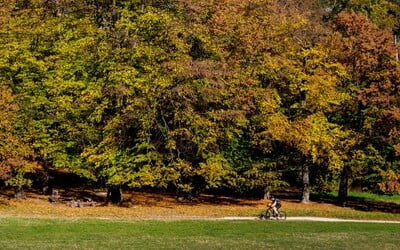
[259,209,273,220]
[278,210,287,220]
[265,209,273,219]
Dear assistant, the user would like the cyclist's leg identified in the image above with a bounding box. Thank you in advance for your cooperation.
[272,207,278,217]
[265,207,273,219]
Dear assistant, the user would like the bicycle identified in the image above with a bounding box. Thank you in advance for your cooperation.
[259,207,287,220]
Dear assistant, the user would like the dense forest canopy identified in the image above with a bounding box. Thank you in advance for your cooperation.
[0,0,399,203]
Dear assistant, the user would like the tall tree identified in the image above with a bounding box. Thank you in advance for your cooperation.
[332,11,400,199]
[0,86,35,198]
[187,0,353,201]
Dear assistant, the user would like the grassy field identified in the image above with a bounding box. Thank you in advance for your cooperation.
[1,190,400,249]
[0,217,399,249]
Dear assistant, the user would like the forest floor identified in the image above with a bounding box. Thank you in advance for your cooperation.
[1,187,400,222]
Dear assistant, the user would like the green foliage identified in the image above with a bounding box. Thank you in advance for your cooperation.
[349,145,400,194]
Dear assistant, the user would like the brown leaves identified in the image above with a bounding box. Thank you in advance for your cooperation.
[0,86,36,184]
[334,12,396,84]
[206,0,309,59]
[333,12,400,164]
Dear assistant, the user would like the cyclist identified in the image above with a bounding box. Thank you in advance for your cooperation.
[269,196,281,216]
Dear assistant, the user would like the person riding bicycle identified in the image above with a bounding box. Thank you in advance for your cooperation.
[269,196,281,216]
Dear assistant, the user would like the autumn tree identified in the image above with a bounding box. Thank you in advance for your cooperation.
[2,0,398,201]
[0,1,41,197]
[332,12,400,198]
[0,86,36,198]
[183,0,352,202]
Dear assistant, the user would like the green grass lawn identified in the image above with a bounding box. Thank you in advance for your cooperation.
[314,191,400,204]
[0,218,399,250]
[347,192,400,203]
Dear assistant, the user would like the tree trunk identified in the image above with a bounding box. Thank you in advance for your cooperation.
[107,186,123,204]
[301,161,310,204]
[14,185,26,199]
[338,165,350,206]
[263,187,270,200]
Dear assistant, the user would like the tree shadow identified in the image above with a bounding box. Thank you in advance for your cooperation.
[126,191,259,207]
[187,194,259,206]
[57,188,105,203]
[0,190,11,206]
[310,193,400,214]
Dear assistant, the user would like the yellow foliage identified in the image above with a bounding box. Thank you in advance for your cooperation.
[394,144,400,157]
[286,113,352,170]
[265,113,290,141]
[198,154,231,189]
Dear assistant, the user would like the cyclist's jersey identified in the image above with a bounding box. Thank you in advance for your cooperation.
[275,199,281,209]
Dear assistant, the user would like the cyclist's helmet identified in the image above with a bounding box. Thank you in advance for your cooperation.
[271,196,275,201]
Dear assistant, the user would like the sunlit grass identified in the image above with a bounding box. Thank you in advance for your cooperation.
[0,218,399,250]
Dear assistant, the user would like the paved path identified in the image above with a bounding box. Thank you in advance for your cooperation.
[287,216,400,223]
[218,216,400,223]
[1,214,399,223]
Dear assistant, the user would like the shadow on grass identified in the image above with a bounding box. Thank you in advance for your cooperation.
[128,192,259,207]
[0,190,11,206]
[267,190,400,214]
[44,189,400,213]
[39,188,260,208]
[310,193,400,214]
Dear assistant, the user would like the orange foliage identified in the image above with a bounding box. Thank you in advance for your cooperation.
[378,170,400,194]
